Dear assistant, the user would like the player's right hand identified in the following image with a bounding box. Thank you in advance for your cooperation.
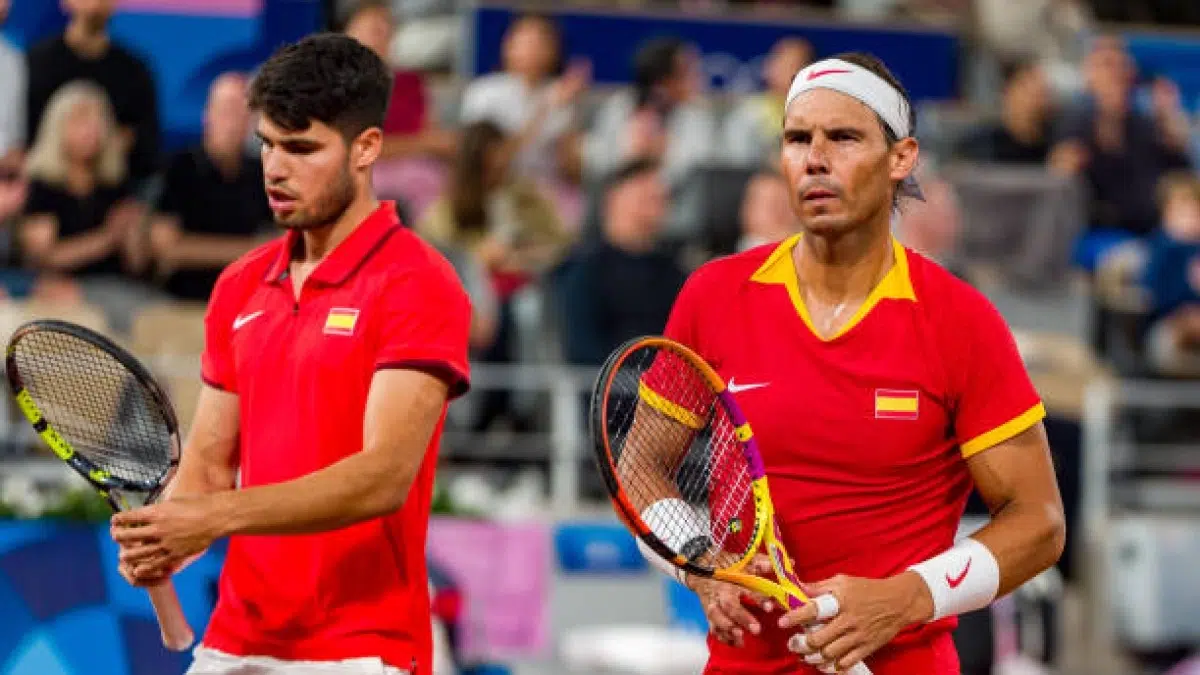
[686,554,776,648]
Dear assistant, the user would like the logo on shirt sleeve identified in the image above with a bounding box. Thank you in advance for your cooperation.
[874,389,919,420]
[324,307,360,336]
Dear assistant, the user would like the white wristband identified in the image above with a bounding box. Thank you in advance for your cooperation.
[638,498,710,584]
[907,537,1000,622]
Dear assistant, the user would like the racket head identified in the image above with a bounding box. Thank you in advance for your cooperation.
[589,336,771,580]
[5,319,181,504]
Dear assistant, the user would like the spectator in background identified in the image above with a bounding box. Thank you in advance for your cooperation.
[0,0,24,166]
[1141,172,1200,377]
[460,13,589,226]
[723,38,812,169]
[586,37,715,195]
[148,73,270,302]
[955,59,1060,165]
[344,1,456,162]
[418,121,571,429]
[26,0,160,189]
[738,171,799,251]
[20,82,142,281]
[1054,35,1193,272]
[558,158,687,366]
[342,0,457,223]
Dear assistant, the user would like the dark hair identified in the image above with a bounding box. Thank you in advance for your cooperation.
[634,37,686,108]
[249,33,392,141]
[607,156,662,193]
[449,121,507,238]
[828,51,916,145]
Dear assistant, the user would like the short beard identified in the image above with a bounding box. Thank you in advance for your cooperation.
[276,166,356,231]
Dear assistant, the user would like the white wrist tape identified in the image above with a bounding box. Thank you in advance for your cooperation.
[638,498,710,584]
[907,537,1000,622]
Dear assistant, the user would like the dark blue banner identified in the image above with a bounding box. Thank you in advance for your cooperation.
[1126,31,1200,114]
[468,4,961,101]
[2,0,323,152]
[0,522,225,675]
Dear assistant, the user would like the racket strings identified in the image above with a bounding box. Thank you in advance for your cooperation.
[11,330,174,485]
[605,345,756,572]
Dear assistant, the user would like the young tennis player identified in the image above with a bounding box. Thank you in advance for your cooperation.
[645,52,1066,674]
[109,34,471,675]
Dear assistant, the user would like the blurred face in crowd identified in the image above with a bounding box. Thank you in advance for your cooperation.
[204,74,251,158]
[741,172,798,244]
[665,46,703,104]
[344,6,394,63]
[0,0,9,24]
[63,0,115,26]
[258,116,358,230]
[780,89,918,236]
[1005,63,1050,125]
[1085,37,1135,114]
[503,17,559,81]
[764,39,812,97]
[63,98,108,165]
[607,170,668,248]
[1164,186,1200,242]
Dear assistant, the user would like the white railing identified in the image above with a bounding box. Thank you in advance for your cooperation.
[1080,377,1200,651]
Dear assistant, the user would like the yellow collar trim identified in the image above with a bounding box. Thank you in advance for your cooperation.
[749,234,916,341]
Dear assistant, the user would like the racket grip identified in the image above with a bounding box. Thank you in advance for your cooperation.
[846,661,873,675]
[147,581,194,651]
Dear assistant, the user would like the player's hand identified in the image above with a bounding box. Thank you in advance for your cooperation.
[688,554,778,648]
[110,496,223,583]
[778,572,934,672]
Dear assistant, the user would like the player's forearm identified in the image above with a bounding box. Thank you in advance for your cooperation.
[213,449,414,536]
[970,498,1066,598]
[904,497,1064,625]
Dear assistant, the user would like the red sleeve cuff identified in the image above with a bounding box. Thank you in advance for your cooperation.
[201,372,234,393]
[376,357,470,400]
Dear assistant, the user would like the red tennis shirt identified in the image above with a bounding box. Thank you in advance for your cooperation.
[663,235,1044,675]
[198,201,471,673]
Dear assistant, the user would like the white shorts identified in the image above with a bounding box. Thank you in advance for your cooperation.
[186,646,412,675]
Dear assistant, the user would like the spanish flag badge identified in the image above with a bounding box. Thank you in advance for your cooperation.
[324,307,360,336]
[874,389,919,420]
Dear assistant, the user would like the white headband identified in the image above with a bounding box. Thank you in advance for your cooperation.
[786,58,912,140]
[785,58,922,201]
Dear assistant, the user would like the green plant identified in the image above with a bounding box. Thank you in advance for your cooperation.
[32,488,112,523]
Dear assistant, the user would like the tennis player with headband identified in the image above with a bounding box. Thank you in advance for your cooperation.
[645,52,1066,674]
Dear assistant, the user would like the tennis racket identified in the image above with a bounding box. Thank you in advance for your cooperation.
[589,336,871,675]
[5,319,194,652]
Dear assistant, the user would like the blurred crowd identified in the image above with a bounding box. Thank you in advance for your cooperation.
[0,0,1199,437]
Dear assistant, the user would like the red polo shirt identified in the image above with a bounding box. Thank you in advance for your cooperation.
[660,235,1043,674]
[198,202,471,673]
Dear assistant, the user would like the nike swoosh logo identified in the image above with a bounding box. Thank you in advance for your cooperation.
[807,67,852,81]
[727,378,769,394]
[946,558,972,589]
[233,310,264,331]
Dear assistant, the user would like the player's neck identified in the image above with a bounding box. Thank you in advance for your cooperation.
[297,195,380,262]
[793,221,894,307]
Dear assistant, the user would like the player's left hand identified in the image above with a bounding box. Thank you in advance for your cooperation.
[777,572,934,672]
[110,496,223,582]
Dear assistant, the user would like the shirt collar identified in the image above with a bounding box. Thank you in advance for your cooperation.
[265,201,401,286]
[749,233,916,340]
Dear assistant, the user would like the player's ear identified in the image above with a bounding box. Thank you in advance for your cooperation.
[350,127,383,170]
[888,137,919,185]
